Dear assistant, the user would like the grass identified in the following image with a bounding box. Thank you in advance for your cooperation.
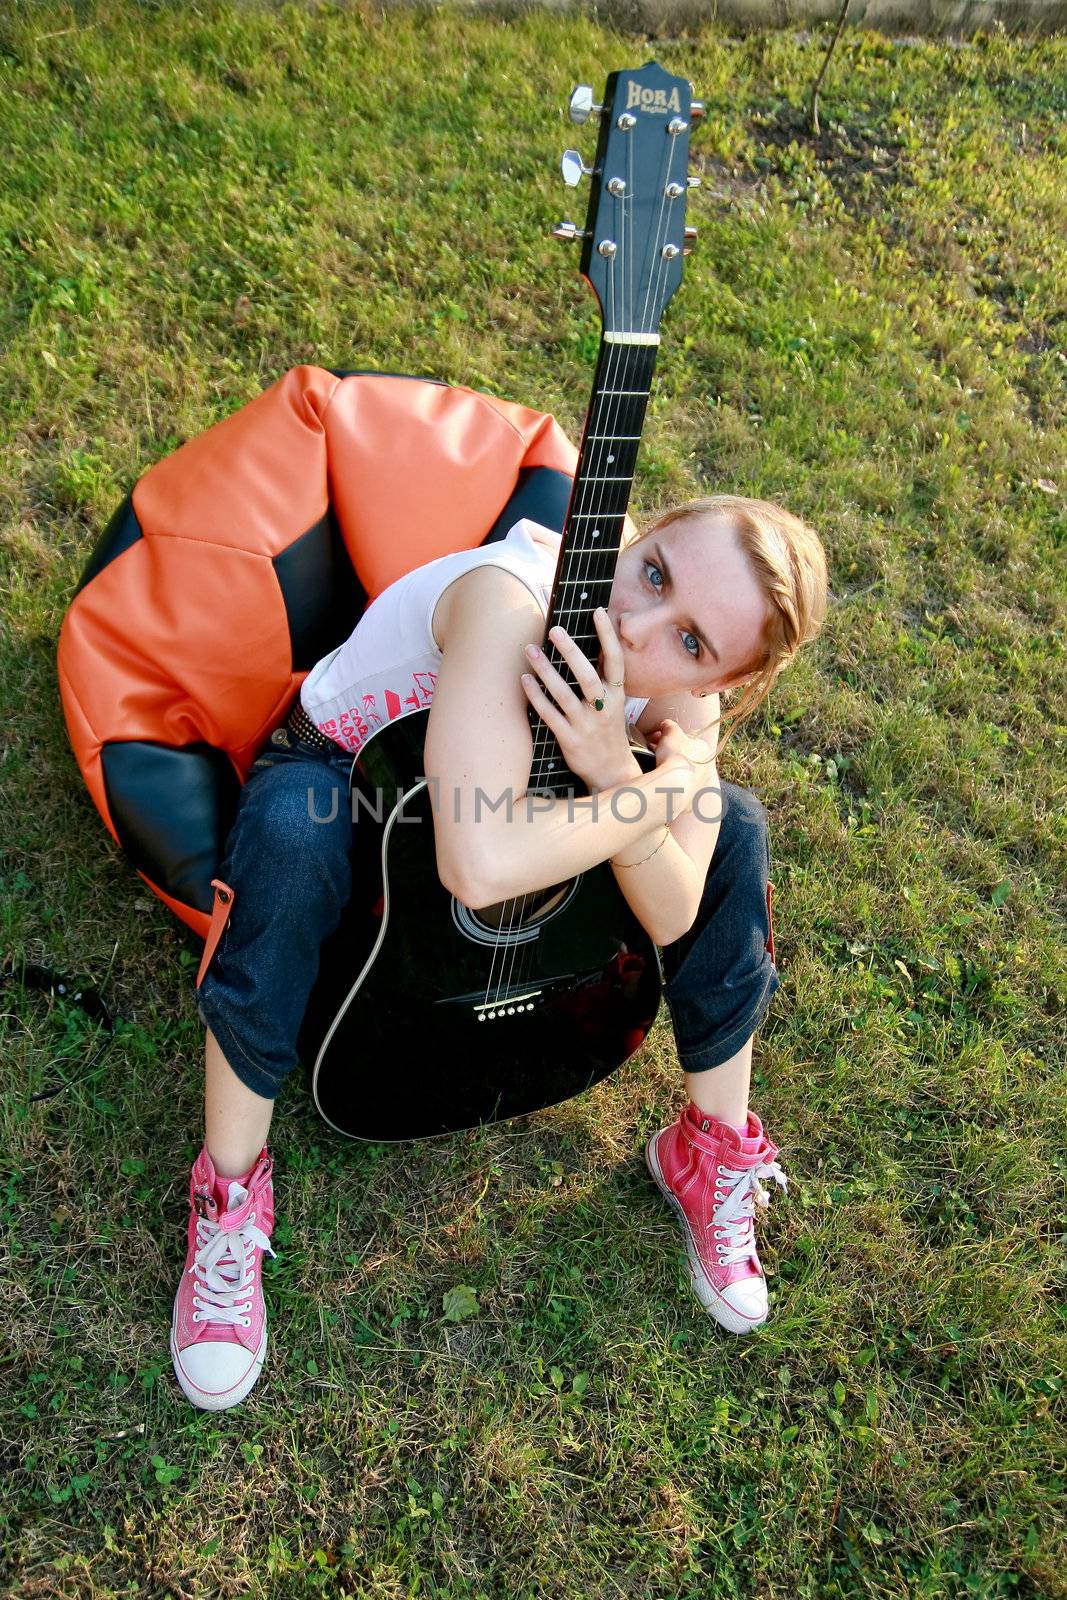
[1,2,1065,1596]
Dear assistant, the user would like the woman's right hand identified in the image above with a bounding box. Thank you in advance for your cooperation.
[648,719,718,810]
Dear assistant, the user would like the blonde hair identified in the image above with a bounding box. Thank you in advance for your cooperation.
[634,494,828,750]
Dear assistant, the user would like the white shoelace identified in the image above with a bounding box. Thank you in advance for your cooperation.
[190,1209,276,1327]
[709,1158,789,1268]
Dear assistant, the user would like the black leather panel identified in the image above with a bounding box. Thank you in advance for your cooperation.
[101,741,242,915]
[273,511,367,672]
[327,370,447,385]
[481,466,573,544]
[74,495,144,597]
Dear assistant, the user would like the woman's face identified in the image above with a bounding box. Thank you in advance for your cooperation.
[601,514,770,700]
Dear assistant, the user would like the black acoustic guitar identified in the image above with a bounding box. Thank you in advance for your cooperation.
[306,62,701,1139]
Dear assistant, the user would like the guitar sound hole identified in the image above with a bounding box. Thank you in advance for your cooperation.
[475,883,571,929]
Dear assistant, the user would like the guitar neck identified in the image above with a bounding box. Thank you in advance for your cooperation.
[531,338,659,794]
[525,58,697,796]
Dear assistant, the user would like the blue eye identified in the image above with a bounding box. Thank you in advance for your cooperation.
[645,562,702,659]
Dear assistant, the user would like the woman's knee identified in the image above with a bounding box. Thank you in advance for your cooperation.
[719,783,768,842]
[218,759,354,930]
[710,784,770,888]
[261,759,347,831]
[238,761,351,865]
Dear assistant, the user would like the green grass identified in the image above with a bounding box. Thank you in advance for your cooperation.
[1,3,1065,1596]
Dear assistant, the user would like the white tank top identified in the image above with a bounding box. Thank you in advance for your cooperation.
[301,518,649,757]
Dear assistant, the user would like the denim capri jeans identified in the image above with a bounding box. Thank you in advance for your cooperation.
[197,728,779,1100]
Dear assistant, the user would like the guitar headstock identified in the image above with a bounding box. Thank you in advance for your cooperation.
[556,62,702,339]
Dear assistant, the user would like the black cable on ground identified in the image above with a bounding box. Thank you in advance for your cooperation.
[1,961,118,1103]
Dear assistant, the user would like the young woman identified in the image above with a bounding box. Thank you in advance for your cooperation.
[172,494,828,1411]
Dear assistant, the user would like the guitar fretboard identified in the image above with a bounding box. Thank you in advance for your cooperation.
[529,340,658,793]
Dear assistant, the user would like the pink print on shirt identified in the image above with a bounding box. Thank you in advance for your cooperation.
[384,670,437,722]
[315,671,438,755]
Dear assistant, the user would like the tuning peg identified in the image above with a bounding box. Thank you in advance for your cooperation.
[690,100,705,122]
[561,149,593,187]
[569,85,603,125]
[683,225,698,256]
[551,220,588,243]
[688,175,701,189]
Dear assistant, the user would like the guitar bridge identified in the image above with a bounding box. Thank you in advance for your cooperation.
[432,988,544,1021]
[473,989,542,1021]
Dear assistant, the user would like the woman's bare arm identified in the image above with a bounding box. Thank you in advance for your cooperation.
[423,564,703,931]
[610,693,724,945]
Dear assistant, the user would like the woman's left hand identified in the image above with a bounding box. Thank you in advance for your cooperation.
[520,607,639,792]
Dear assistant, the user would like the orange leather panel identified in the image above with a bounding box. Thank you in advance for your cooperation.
[59,537,293,773]
[196,880,236,987]
[133,366,338,556]
[323,377,578,596]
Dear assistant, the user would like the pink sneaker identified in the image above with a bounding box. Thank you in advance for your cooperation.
[170,1144,276,1411]
[645,1105,788,1334]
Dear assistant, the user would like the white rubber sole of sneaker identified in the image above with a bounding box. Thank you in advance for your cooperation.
[169,1319,268,1412]
[645,1130,767,1336]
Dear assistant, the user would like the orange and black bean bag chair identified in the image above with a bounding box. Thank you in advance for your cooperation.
[58,367,578,938]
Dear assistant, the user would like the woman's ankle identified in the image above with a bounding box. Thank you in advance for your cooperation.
[686,1102,748,1134]
[682,1042,754,1131]
[203,1142,267,1185]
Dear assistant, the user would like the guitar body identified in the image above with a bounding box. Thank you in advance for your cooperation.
[305,713,663,1141]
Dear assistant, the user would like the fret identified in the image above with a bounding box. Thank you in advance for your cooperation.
[550,582,617,595]
[586,434,641,442]
[592,389,648,398]
[573,474,633,484]
[566,512,628,521]
[557,545,621,556]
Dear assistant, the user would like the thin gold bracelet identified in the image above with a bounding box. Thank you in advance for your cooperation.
[611,824,671,869]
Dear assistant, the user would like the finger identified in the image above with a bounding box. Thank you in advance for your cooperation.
[547,623,606,680]
[554,624,615,702]
[520,672,567,731]
[593,607,625,677]
[536,634,597,708]
[525,643,583,711]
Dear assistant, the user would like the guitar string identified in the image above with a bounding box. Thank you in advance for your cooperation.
[479,283,631,1013]
[496,113,684,1009]
[479,329,631,1011]
[480,144,632,1009]
[489,203,630,1011]
[489,160,638,1010]
[484,105,685,1014]
[501,117,682,1004]
[487,109,682,1012]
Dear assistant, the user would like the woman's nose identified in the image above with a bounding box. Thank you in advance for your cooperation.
[616,613,645,651]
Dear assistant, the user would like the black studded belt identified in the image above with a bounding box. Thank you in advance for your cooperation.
[276,699,342,753]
